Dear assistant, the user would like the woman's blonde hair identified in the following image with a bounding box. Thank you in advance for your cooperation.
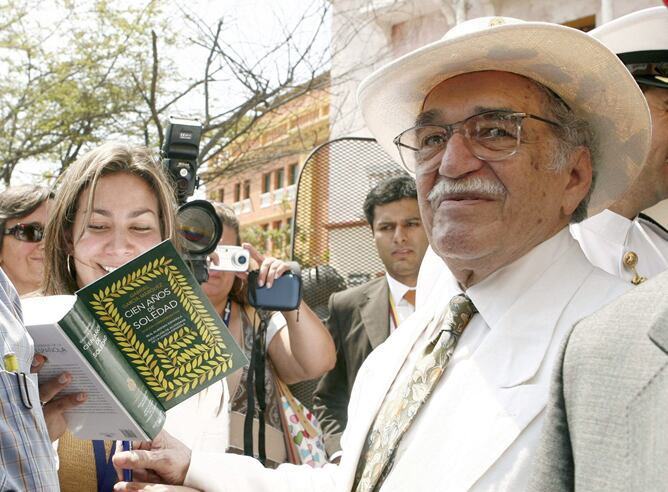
[43,142,178,295]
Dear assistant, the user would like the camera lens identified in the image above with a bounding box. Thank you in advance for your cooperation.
[238,255,247,265]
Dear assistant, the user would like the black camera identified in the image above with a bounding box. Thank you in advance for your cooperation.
[162,117,202,202]
[161,116,221,284]
[248,271,302,311]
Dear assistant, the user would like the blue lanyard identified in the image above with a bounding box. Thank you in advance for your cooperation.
[222,299,232,327]
[92,440,117,491]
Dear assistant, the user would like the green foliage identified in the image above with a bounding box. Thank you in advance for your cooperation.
[0,0,175,184]
[240,199,293,259]
[0,0,332,186]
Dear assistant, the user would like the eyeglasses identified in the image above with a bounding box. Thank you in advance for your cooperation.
[393,110,561,172]
[3,222,44,242]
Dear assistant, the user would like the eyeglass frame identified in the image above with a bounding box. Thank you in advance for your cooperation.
[393,110,562,172]
[3,222,45,242]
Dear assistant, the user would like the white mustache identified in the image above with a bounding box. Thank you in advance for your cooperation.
[427,177,506,208]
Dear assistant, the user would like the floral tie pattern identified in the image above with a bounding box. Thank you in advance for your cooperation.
[353,294,477,492]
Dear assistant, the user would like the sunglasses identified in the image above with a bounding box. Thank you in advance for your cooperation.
[3,222,44,242]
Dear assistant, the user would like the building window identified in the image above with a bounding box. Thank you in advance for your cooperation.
[217,188,224,203]
[288,163,299,185]
[234,182,241,202]
[563,15,595,32]
[275,168,285,189]
[262,173,271,193]
[243,180,251,200]
[272,220,282,230]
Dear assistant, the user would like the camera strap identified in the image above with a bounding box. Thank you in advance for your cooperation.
[244,308,270,465]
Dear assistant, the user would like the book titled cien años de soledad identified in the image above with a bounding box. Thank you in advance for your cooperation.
[23,239,248,440]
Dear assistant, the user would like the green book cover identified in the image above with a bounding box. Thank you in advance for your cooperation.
[76,239,248,409]
[25,239,247,440]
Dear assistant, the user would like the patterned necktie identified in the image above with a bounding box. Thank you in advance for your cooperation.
[353,294,477,492]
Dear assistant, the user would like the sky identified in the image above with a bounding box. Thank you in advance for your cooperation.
[11,0,331,190]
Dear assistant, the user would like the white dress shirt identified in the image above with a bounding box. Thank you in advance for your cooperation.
[415,245,447,309]
[384,229,586,489]
[184,229,631,491]
[570,209,668,283]
[385,273,415,331]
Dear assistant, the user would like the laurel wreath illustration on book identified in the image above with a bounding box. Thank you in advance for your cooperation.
[89,256,234,401]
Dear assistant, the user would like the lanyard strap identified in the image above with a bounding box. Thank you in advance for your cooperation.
[222,299,232,327]
[244,309,269,466]
[388,292,399,329]
[92,440,117,492]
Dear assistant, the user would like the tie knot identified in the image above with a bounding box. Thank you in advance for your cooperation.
[403,289,416,306]
[448,294,477,335]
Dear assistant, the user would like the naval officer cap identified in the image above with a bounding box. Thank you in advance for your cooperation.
[589,6,668,89]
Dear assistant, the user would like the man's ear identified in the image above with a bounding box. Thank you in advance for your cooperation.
[561,146,593,217]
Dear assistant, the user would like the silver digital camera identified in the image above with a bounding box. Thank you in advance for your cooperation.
[209,245,250,272]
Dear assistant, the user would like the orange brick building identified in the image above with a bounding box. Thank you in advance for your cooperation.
[205,74,330,253]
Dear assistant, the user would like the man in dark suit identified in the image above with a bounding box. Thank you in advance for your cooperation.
[313,175,428,458]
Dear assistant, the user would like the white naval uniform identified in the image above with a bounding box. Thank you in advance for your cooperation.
[570,209,668,284]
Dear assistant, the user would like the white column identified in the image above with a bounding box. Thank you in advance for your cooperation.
[600,0,613,25]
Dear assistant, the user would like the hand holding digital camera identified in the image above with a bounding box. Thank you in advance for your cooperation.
[240,243,302,311]
[248,270,302,311]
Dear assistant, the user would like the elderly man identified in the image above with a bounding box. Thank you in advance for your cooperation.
[113,16,649,492]
[417,7,668,304]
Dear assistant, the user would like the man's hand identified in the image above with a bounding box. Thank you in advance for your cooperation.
[112,430,192,486]
[32,354,87,441]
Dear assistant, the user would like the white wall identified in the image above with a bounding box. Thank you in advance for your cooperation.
[329,0,663,140]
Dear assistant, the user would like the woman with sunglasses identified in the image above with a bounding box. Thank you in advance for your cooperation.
[40,142,179,492]
[0,185,51,296]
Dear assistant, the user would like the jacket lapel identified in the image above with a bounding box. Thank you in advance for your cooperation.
[359,278,390,349]
[625,283,668,490]
[648,319,668,356]
[446,243,599,489]
[339,303,447,490]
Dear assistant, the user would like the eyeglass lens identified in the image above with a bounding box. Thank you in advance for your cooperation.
[4,223,44,242]
[396,112,523,171]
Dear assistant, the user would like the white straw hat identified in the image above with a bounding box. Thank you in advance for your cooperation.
[357,16,651,216]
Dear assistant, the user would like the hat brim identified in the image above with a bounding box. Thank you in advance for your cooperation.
[357,21,651,217]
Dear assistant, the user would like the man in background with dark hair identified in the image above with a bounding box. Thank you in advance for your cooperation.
[312,174,428,459]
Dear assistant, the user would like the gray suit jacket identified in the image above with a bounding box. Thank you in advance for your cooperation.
[312,276,390,456]
[529,269,668,491]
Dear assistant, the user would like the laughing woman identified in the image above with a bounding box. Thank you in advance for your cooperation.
[41,142,178,492]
